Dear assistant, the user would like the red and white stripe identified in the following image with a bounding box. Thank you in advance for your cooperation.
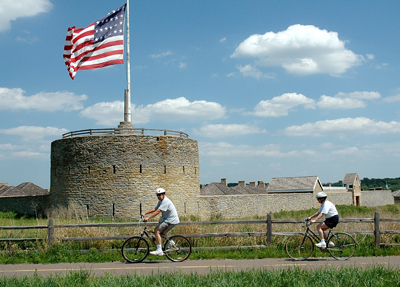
[63,24,124,79]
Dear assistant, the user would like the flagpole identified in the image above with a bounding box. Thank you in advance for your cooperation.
[125,0,131,123]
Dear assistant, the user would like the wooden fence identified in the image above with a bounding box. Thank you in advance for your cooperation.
[1,213,399,250]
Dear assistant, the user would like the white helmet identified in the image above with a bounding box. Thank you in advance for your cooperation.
[155,188,165,195]
[316,191,327,199]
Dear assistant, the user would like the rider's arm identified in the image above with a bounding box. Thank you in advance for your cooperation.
[310,212,325,224]
[142,209,161,221]
[307,211,320,221]
[141,208,156,217]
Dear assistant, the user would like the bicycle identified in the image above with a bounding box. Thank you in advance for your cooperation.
[121,216,192,263]
[285,219,357,261]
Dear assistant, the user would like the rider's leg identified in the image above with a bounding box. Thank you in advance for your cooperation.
[154,222,176,250]
[317,222,329,240]
[151,222,178,256]
[149,226,165,255]
[154,226,163,250]
[315,222,330,247]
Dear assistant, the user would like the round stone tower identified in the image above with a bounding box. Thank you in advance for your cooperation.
[49,128,200,218]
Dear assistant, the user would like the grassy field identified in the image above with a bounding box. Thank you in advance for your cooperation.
[0,204,399,264]
[0,266,399,286]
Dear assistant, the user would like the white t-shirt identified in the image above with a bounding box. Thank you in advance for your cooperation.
[154,196,180,224]
[318,200,338,218]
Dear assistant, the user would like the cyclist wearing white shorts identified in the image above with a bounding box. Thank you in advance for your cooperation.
[141,188,180,256]
[307,191,339,248]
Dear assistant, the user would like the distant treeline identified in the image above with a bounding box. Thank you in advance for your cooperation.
[325,177,400,192]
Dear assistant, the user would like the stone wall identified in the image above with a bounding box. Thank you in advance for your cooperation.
[50,134,199,218]
[196,190,353,220]
[0,195,48,216]
[360,190,394,206]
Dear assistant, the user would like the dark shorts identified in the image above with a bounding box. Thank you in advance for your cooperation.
[325,215,339,228]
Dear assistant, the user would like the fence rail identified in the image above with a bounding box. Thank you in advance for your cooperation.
[62,128,189,138]
[1,213,399,249]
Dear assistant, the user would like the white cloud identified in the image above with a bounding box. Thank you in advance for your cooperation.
[0,126,69,141]
[317,91,380,109]
[150,50,172,58]
[335,91,381,100]
[139,97,226,121]
[15,30,38,43]
[237,65,275,79]
[179,62,187,69]
[331,146,360,156]
[0,0,53,32]
[80,97,226,126]
[363,142,400,157]
[376,62,388,70]
[200,142,309,157]
[317,95,366,109]
[219,37,227,43]
[248,93,315,117]
[11,151,43,157]
[231,24,363,77]
[383,94,400,103]
[0,87,87,111]
[366,54,375,60]
[284,117,400,137]
[79,101,124,126]
[193,124,267,138]
[0,143,16,150]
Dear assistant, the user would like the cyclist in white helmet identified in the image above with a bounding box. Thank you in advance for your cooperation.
[141,188,180,256]
[307,191,339,248]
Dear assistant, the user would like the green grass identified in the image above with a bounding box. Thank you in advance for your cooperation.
[0,266,399,286]
[1,239,399,264]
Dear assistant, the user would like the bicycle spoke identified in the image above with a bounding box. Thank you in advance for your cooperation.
[327,232,356,260]
[285,234,313,261]
[122,236,149,263]
[164,235,192,262]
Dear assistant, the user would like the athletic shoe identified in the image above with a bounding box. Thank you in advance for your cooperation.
[315,241,326,248]
[328,241,335,247]
[150,250,164,256]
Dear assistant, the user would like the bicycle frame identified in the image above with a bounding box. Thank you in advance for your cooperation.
[302,221,334,248]
[137,218,171,246]
[304,225,333,246]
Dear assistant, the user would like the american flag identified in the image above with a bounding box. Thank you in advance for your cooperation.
[63,4,126,79]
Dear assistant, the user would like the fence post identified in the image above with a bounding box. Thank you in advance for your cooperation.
[374,212,380,248]
[267,214,272,244]
[48,218,54,247]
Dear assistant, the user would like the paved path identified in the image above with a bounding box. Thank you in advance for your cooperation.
[1,256,400,277]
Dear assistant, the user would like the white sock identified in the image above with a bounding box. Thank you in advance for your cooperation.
[157,244,162,251]
[320,239,325,243]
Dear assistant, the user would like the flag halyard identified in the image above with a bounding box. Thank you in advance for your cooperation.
[63,4,126,79]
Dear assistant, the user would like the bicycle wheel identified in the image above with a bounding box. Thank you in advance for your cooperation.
[285,234,314,261]
[164,235,192,262]
[327,232,356,260]
[121,236,149,263]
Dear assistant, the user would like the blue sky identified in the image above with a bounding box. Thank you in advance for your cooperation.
[1,0,399,189]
